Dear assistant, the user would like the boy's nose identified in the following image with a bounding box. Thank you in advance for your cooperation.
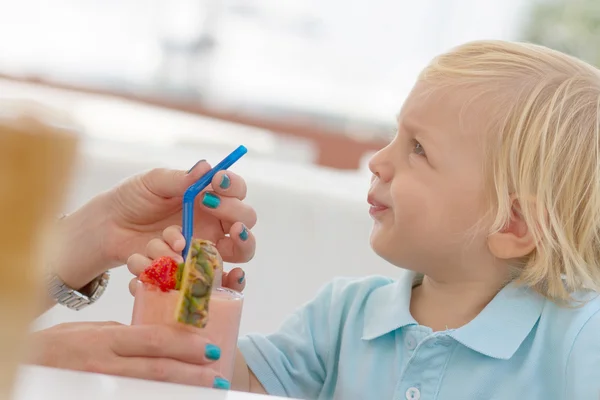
[368,149,394,183]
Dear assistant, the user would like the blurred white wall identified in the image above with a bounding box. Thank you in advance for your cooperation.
[0,0,529,127]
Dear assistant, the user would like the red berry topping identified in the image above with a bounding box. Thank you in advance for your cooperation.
[139,256,179,292]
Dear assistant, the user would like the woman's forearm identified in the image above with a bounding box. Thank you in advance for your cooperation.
[37,195,111,316]
[51,195,110,289]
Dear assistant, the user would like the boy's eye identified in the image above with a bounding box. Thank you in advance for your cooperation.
[412,140,426,156]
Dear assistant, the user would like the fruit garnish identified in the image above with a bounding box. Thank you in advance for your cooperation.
[174,239,222,327]
[139,256,181,292]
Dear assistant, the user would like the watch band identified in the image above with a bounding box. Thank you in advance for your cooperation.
[47,271,110,311]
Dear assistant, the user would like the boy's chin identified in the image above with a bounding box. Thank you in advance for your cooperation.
[370,228,420,268]
[370,230,400,265]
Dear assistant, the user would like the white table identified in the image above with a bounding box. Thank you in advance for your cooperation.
[12,366,290,400]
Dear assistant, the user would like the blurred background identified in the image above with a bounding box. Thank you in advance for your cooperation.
[0,0,595,335]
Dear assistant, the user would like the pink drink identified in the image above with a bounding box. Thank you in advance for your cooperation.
[131,281,243,381]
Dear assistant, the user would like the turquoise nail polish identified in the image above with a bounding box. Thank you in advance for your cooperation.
[219,174,231,189]
[213,377,230,390]
[238,271,245,284]
[187,159,205,174]
[239,225,249,241]
[205,344,221,360]
[202,192,220,208]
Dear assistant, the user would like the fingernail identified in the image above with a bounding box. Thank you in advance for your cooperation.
[219,174,231,189]
[186,159,205,174]
[238,271,245,284]
[239,225,249,241]
[205,344,221,361]
[213,377,230,390]
[202,192,220,208]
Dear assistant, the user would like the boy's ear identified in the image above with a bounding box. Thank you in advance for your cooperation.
[487,197,537,260]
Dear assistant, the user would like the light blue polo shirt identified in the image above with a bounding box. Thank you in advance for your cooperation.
[238,270,600,399]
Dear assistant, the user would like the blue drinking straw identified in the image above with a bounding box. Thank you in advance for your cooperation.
[182,145,248,258]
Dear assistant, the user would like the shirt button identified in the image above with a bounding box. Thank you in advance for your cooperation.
[405,334,417,350]
[406,387,421,400]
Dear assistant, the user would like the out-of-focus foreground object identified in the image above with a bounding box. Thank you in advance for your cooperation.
[0,100,78,398]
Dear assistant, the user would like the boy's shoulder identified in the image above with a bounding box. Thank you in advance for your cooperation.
[538,292,600,392]
[325,275,396,294]
[543,291,600,323]
[314,274,410,333]
[316,275,399,309]
[539,291,600,349]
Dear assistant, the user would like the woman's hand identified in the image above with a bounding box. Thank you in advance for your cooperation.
[52,161,256,291]
[28,322,230,388]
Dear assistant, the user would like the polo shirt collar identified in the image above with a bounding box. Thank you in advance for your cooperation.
[361,270,418,340]
[449,281,545,359]
[361,270,546,360]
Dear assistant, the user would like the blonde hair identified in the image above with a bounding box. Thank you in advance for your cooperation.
[419,40,600,302]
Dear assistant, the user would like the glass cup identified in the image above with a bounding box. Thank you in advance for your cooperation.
[131,281,244,381]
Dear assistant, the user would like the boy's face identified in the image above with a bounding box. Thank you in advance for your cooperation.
[368,81,492,275]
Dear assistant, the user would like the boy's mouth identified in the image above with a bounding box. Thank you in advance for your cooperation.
[367,194,389,217]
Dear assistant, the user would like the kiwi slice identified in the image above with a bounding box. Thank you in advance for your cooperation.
[174,239,221,328]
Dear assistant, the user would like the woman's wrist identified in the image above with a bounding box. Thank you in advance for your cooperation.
[51,194,113,290]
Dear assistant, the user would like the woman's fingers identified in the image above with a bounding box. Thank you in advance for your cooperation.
[211,171,247,200]
[109,325,231,388]
[198,193,257,230]
[116,357,225,388]
[141,161,211,198]
[222,267,246,292]
[107,324,227,388]
[110,324,216,364]
[215,222,256,264]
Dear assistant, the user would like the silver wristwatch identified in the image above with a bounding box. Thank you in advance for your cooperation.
[47,271,110,311]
